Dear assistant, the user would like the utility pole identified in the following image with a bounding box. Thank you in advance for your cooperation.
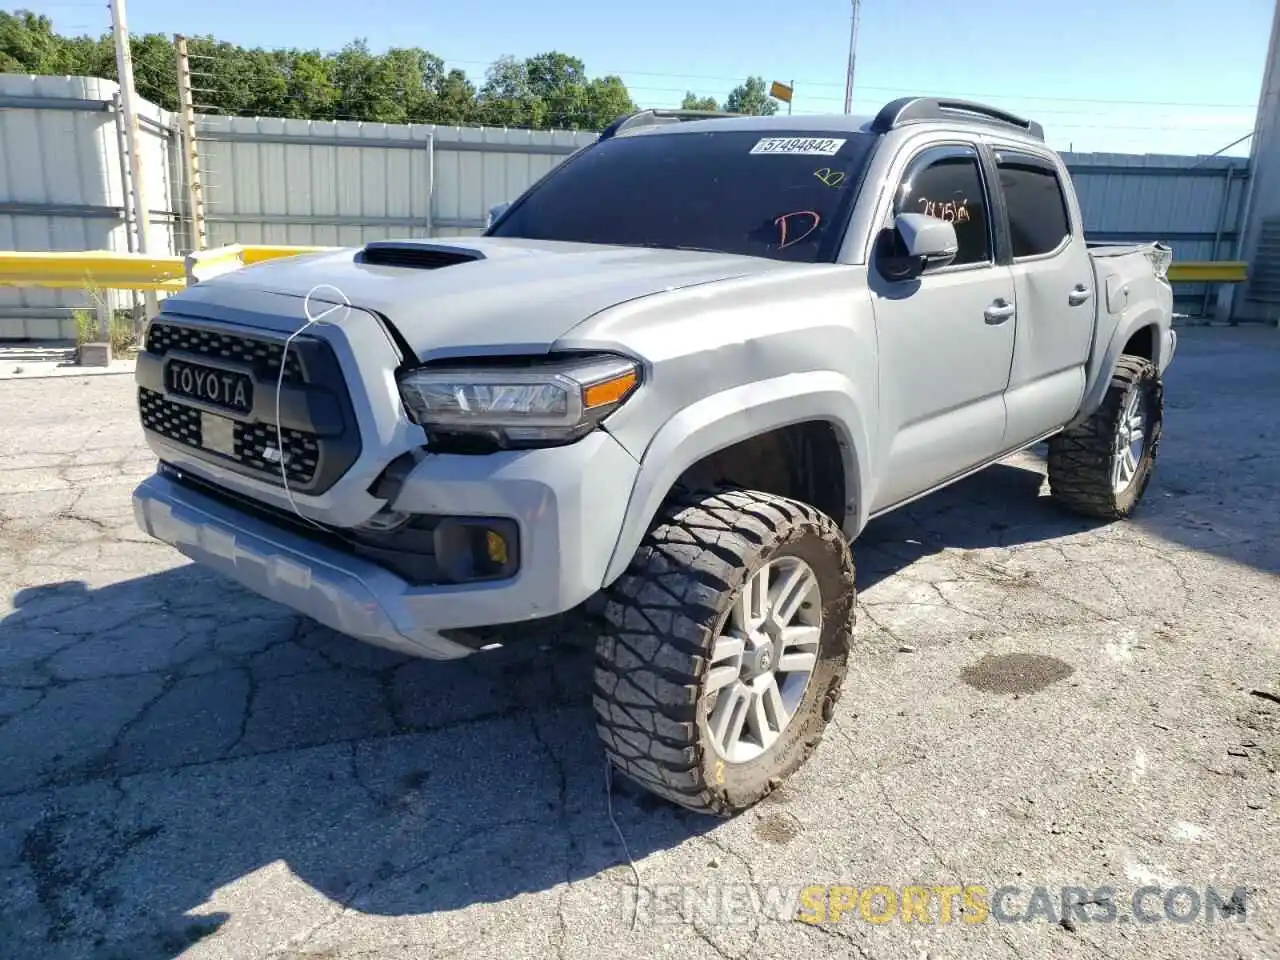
[110,0,158,326]
[174,35,208,251]
[109,0,149,259]
[843,0,862,114]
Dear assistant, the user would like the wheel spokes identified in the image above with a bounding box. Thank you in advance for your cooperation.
[708,682,751,754]
[732,566,769,635]
[767,561,819,633]
[704,555,825,764]
[747,674,788,752]
[706,634,745,694]
[776,624,820,674]
[1112,388,1149,493]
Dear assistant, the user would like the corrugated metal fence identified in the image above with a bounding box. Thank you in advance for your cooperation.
[194,114,595,248]
[0,75,1252,339]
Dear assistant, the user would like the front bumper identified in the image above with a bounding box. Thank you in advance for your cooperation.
[132,430,641,659]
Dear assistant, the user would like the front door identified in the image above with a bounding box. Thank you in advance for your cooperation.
[868,143,1017,513]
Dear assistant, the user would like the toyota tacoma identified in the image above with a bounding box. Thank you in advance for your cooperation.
[132,97,1176,815]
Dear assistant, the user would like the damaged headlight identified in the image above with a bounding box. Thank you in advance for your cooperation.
[397,353,641,448]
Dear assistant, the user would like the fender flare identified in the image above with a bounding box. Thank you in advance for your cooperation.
[600,371,872,585]
[1069,305,1171,429]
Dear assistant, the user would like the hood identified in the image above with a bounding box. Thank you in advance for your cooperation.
[201,237,794,358]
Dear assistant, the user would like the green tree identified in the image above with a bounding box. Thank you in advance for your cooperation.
[681,91,720,111]
[477,55,545,128]
[430,68,478,125]
[584,75,635,129]
[724,76,778,116]
[0,11,74,73]
[130,33,179,110]
[331,39,412,122]
[0,16,639,132]
[281,50,340,120]
[524,51,600,127]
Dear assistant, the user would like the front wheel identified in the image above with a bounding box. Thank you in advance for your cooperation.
[592,487,856,816]
[1047,354,1164,519]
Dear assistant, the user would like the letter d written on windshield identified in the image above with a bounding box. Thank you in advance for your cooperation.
[775,211,821,249]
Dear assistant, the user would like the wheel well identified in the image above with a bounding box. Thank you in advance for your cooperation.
[673,421,849,528]
[1122,325,1155,361]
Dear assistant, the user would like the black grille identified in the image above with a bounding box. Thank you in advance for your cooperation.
[146,321,304,383]
[234,422,319,485]
[138,318,362,495]
[139,388,321,486]
[139,388,202,448]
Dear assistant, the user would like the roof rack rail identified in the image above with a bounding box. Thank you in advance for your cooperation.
[598,108,739,141]
[870,97,1044,141]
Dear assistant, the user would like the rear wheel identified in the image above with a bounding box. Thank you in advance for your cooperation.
[592,487,856,816]
[1047,354,1164,519]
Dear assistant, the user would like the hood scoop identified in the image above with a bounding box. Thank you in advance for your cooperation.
[356,241,485,270]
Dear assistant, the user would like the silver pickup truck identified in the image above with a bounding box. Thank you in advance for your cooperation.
[132,97,1175,815]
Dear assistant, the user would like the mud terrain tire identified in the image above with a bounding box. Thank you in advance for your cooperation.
[1047,355,1164,519]
[593,487,856,816]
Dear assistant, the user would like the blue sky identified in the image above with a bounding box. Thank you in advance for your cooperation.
[22,0,1276,156]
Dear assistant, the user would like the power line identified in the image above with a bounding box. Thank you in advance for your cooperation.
[178,47,1259,112]
[433,56,1258,111]
[187,71,1254,122]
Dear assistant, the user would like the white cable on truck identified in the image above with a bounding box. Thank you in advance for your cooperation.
[274,284,352,532]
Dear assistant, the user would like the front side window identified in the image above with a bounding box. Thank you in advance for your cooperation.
[489,129,879,263]
[892,150,992,266]
[997,155,1072,258]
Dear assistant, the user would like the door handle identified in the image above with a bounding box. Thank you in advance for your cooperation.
[1069,284,1092,306]
[984,299,1015,324]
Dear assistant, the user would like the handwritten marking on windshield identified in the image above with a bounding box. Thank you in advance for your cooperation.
[916,197,971,223]
[775,210,821,249]
[814,168,845,188]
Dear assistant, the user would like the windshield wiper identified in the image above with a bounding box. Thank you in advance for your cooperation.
[624,242,727,254]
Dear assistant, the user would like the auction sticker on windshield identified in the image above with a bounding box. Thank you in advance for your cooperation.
[750,137,847,156]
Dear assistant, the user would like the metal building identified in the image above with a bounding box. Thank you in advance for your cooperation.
[1236,0,1280,321]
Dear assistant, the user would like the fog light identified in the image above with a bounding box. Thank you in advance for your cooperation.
[434,517,519,583]
[485,529,508,566]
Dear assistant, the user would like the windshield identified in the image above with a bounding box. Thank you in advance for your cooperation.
[489,129,879,263]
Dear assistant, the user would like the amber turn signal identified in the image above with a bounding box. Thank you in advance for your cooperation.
[582,370,639,409]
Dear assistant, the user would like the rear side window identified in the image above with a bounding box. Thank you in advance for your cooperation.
[997,157,1072,258]
[893,152,991,266]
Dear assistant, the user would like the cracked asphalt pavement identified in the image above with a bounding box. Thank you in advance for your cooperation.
[1,327,1277,960]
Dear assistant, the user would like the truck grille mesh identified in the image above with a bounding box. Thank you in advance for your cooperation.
[139,388,319,485]
[139,388,202,448]
[145,321,304,383]
[234,422,319,485]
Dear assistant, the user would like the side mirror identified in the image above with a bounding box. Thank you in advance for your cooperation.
[487,202,511,229]
[879,212,959,281]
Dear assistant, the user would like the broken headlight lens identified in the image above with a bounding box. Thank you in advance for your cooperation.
[397,354,640,448]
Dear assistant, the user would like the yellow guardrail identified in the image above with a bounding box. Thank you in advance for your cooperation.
[0,247,1249,291]
[0,245,332,293]
[0,250,187,292]
[240,244,334,265]
[1166,261,1248,283]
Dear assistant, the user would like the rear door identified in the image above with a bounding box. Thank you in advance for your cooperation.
[989,147,1095,447]
[868,142,1017,512]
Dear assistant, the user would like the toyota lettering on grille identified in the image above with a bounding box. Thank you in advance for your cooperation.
[165,359,254,415]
